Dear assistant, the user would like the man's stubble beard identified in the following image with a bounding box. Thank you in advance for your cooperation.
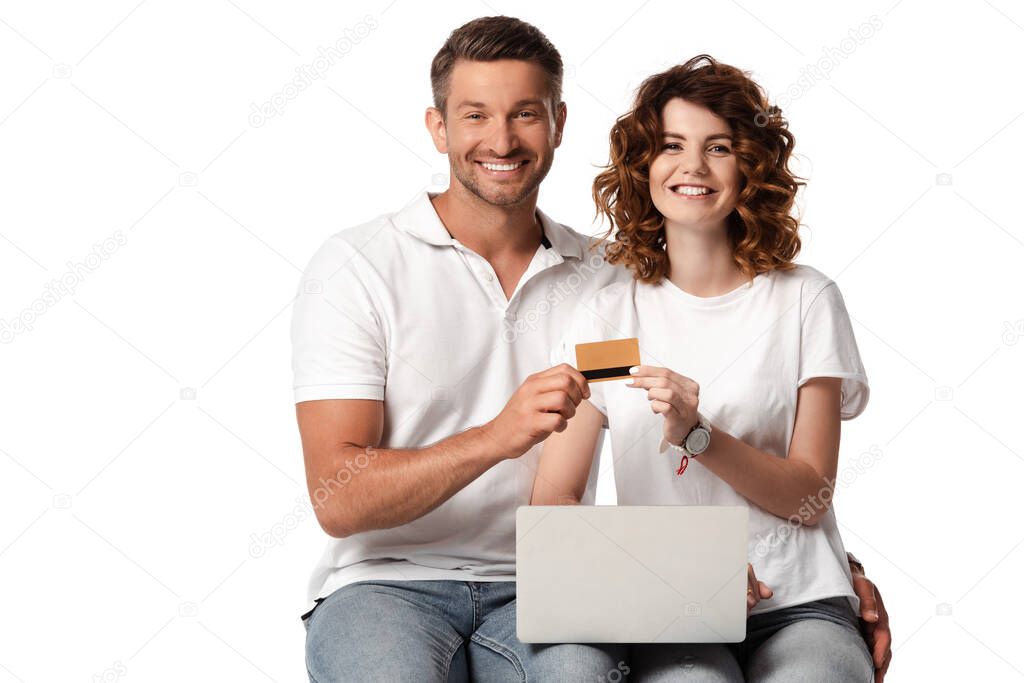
[449,153,554,208]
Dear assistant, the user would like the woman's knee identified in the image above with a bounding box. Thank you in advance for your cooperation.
[469,634,627,682]
[746,619,872,682]
[630,643,743,683]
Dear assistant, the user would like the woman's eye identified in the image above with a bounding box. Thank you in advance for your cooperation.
[709,145,732,154]
[662,143,682,151]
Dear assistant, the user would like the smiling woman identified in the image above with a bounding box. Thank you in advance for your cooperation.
[534,54,877,683]
[593,54,803,284]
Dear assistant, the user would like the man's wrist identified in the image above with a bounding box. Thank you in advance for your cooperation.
[475,422,518,462]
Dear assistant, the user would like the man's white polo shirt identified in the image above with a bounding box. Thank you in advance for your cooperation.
[291,192,629,611]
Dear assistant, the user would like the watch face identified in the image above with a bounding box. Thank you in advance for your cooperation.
[686,428,711,454]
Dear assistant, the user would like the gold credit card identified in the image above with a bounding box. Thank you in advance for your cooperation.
[575,337,641,382]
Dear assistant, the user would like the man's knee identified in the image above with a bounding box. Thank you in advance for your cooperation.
[304,582,466,682]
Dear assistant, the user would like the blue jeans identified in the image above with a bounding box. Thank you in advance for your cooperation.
[630,597,873,682]
[303,580,628,682]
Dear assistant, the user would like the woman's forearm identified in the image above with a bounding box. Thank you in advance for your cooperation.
[696,426,834,524]
[530,399,606,505]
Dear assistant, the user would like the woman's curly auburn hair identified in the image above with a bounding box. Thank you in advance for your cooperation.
[593,55,804,283]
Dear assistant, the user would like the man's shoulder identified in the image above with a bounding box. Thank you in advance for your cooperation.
[328,211,401,253]
[303,209,409,275]
[546,220,631,284]
[553,221,612,259]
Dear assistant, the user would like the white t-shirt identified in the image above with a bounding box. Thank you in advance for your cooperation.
[291,192,630,612]
[552,265,869,615]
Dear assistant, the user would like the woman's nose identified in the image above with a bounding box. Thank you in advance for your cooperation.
[678,150,709,175]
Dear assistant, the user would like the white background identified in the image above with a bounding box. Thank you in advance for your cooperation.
[1,1,1022,681]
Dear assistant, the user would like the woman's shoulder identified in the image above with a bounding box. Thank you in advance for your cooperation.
[565,278,640,335]
[585,277,637,309]
[768,264,859,327]
[769,263,838,297]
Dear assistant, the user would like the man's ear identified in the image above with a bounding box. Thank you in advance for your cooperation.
[554,101,567,148]
[425,107,448,153]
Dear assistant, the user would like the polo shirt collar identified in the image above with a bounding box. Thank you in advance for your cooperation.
[537,208,586,260]
[393,192,585,260]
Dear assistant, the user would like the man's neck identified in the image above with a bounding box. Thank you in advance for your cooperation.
[664,220,749,297]
[430,183,543,262]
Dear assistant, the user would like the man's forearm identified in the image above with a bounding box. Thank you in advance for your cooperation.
[317,423,514,537]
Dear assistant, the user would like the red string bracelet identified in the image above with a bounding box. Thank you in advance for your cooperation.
[676,455,688,475]
[676,450,702,475]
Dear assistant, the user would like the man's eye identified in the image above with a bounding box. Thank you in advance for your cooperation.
[517,111,536,119]
[466,113,484,120]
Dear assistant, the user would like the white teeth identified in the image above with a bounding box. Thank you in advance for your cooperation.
[481,161,523,171]
[672,185,712,196]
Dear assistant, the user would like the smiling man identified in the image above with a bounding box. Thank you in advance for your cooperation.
[293,17,629,681]
[435,59,558,206]
[292,15,891,682]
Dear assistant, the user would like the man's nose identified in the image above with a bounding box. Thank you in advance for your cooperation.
[486,119,519,157]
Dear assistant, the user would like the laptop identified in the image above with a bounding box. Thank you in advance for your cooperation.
[516,505,748,643]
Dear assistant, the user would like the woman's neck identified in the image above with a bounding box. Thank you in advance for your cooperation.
[663,220,750,297]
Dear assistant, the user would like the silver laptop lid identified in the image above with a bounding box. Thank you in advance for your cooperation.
[516,505,748,643]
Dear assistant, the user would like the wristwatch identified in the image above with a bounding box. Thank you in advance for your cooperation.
[668,412,712,457]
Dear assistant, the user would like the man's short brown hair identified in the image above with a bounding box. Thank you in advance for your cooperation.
[430,16,563,116]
